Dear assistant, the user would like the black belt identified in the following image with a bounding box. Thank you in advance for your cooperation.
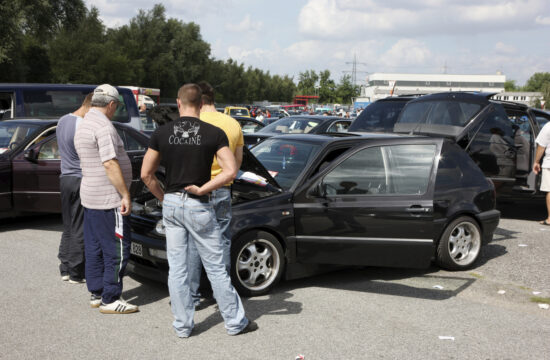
[171,191,211,203]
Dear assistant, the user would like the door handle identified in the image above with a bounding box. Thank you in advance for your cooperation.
[406,206,430,213]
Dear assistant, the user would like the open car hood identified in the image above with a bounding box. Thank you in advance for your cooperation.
[237,146,282,191]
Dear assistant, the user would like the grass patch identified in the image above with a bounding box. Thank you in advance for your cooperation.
[517,285,532,291]
[469,272,484,279]
[530,297,550,304]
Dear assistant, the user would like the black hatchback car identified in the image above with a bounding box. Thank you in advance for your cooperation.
[128,133,500,297]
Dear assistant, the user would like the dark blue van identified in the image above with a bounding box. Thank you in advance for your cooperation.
[0,83,142,130]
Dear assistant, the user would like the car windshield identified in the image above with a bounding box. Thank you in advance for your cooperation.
[229,108,249,116]
[0,123,42,154]
[250,138,321,190]
[398,100,483,127]
[348,100,408,132]
[260,118,321,134]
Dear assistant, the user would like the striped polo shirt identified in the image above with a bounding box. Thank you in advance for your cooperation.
[74,108,132,210]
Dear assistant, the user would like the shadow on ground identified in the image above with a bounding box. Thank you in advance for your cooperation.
[0,214,63,233]
[498,201,547,221]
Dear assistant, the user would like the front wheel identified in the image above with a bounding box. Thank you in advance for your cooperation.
[436,216,482,270]
[231,230,285,297]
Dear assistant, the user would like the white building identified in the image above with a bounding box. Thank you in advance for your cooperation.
[492,92,543,107]
[357,72,506,103]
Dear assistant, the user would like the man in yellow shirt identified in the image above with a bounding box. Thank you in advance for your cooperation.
[189,81,244,307]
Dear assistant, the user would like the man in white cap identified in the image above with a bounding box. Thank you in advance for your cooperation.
[74,84,138,314]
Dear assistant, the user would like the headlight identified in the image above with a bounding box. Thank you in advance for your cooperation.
[149,248,167,259]
[155,219,166,235]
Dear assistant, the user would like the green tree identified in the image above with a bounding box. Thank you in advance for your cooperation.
[335,74,359,104]
[318,70,336,103]
[297,70,319,97]
[523,72,550,92]
[504,80,518,92]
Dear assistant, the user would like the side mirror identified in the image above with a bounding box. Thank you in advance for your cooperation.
[24,149,38,163]
[309,182,327,198]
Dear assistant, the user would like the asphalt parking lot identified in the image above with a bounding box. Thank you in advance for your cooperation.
[1,203,550,360]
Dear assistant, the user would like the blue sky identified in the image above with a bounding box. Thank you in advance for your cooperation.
[85,0,550,86]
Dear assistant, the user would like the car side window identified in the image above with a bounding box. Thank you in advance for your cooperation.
[37,138,60,160]
[327,121,350,133]
[322,144,436,196]
[123,130,146,151]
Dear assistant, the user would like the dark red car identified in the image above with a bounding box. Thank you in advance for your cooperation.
[0,119,149,218]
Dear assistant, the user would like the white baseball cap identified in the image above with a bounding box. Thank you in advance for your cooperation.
[92,84,119,102]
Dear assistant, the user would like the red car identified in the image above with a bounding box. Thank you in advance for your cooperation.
[0,119,149,218]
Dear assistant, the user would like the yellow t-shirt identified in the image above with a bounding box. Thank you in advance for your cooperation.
[200,111,244,183]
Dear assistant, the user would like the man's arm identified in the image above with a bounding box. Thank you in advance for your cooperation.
[185,146,237,196]
[103,159,131,216]
[234,145,243,169]
[141,148,164,201]
[533,144,546,174]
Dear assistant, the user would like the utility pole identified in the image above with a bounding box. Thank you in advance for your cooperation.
[344,53,368,86]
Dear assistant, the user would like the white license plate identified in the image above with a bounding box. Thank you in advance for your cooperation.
[130,242,143,257]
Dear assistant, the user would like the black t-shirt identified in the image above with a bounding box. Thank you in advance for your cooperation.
[149,116,229,193]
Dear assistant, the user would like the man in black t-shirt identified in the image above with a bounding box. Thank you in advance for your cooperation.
[141,84,257,337]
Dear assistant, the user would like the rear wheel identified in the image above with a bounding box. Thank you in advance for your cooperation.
[231,230,285,297]
[436,216,482,270]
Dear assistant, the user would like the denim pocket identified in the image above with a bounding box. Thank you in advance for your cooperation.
[162,205,177,227]
[189,207,214,233]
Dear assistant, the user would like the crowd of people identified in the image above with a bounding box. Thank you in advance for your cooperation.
[57,82,258,337]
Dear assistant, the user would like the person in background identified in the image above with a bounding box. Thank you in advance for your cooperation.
[74,84,138,314]
[57,93,93,284]
[256,110,265,123]
[534,120,550,225]
[187,81,244,308]
[140,83,257,337]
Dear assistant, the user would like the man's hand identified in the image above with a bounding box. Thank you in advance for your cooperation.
[534,162,541,174]
[120,194,132,216]
[184,185,203,196]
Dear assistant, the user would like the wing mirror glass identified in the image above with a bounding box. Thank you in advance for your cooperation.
[309,181,327,198]
[24,149,38,163]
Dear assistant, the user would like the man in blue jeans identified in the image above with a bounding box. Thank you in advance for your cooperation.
[141,83,257,337]
[188,82,244,307]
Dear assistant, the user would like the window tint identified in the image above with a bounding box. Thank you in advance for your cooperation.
[327,121,350,133]
[38,137,60,160]
[348,100,408,132]
[111,95,130,123]
[123,130,146,151]
[261,118,321,134]
[23,90,88,118]
[399,101,482,127]
[323,144,436,195]
[0,123,41,154]
[467,106,516,178]
[0,92,14,120]
[240,120,263,134]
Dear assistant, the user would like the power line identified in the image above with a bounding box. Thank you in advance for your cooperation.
[343,53,368,86]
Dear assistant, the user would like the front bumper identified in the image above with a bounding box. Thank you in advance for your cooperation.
[128,215,168,282]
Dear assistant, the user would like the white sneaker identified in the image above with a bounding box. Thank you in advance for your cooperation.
[69,278,86,284]
[90,294,102,308]
[99,299,139,314]
[61,275,70,281]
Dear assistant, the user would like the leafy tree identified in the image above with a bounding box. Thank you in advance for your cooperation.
[318,70,336,103]
[335,74,359,104]
[504,80,518,92]
[523,72,550,92]
[297,70,319,97]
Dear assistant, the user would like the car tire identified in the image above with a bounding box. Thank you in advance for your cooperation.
[436,216,482,270]
[231,230,285,297]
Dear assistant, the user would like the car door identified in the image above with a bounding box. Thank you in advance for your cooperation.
[12,136,62,213]
[293,141,438,268]
[0,154,12,212]
[115,126,147,197]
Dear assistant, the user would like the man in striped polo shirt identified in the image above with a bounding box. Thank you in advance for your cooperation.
[74,84,138,314]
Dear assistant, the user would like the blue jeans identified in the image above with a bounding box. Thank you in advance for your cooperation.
[162,192,247,337]
[188,187,232,304]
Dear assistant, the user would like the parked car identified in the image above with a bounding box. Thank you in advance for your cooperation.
[393,92,550,200]
[232,116,265,134]
[224,106,251,118]
[128,133,500,296]
[0,119,149,218]
[0,83,142,131]
[348,95,419,133]
[244,115,352,146]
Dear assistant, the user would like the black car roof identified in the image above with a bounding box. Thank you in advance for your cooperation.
[411,91,497,104]
[268,132,420,145]
[2,118,58,125]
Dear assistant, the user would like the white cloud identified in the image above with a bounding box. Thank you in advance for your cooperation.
[536,15,550,25]
[298,0,550,39]
[225,14,263,32]
[494,42,516,55]
[380,39,433,67]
